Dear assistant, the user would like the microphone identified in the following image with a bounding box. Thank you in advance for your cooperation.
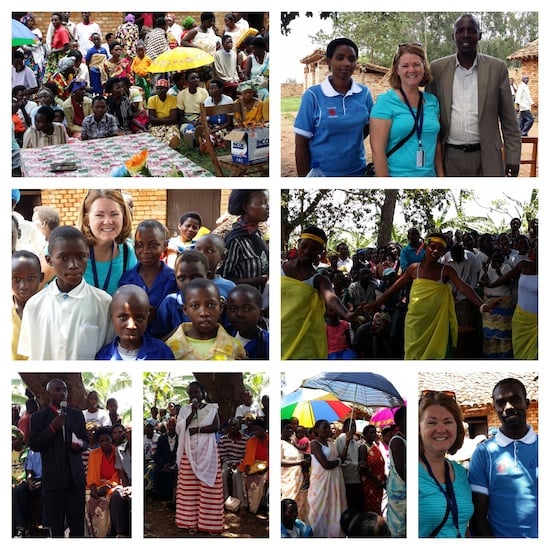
[59,400,67,441]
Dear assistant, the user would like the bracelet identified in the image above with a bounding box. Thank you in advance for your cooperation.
[479,303,486,314]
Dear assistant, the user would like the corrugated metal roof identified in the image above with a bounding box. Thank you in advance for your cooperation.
[417,371,538,406]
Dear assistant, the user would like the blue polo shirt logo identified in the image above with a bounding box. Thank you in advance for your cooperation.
[327,107,338,118]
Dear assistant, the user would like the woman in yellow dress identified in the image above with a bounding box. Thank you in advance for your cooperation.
[365,232,501,359]
[233,80,264,128]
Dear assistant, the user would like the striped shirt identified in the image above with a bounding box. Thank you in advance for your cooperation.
[218,433,248,467]
[81,112,119,140]
[449,55,480,144]
[222,232,269,291]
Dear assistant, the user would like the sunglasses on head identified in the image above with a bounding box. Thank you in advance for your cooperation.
[420,390,456,401]
[398,41,423,49]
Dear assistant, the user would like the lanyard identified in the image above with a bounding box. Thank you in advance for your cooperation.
[400,87,424,148]
[420,453,461,537]
[89,242,115,292]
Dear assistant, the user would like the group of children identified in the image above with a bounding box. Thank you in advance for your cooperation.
[12,214,269,361]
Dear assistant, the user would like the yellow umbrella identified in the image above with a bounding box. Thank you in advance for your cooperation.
[148,47,214,74]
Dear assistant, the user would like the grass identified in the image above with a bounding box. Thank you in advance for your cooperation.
[177,140,225,176]
[282,96,301,113]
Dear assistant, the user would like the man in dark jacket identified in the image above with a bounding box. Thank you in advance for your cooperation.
[29,378,88,537]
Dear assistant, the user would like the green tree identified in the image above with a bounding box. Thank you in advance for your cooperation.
[296,11,538,68]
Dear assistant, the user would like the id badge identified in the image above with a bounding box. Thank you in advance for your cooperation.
[416,149,425,168]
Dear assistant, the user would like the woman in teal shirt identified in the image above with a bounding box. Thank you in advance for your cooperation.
[370,43,443,177]
[418,391,473,538]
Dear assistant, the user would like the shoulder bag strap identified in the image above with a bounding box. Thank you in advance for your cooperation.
[387,92,423,158]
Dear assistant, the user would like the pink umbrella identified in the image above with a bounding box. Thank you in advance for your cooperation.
[369,406,399,428]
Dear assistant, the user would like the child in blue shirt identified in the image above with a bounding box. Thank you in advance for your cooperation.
[195,233,236,301]
[118,220,177,325]
[149,249,208,340]
[96,284,174,360]
[226,284,269,359]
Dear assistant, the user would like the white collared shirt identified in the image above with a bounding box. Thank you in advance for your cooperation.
[18,278,113,360]
[449,55,480,144]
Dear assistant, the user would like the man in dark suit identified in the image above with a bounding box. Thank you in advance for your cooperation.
[29,378,88,537]
[426,13,521,177]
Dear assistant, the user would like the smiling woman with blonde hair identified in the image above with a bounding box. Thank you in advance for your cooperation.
[370,42,443,177]
[77,189,137,295]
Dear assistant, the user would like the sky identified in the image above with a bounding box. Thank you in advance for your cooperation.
[281,13,333,83]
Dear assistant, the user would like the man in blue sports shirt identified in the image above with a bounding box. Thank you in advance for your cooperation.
[468,377,538,537]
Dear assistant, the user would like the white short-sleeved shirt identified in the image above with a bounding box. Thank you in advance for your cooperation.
[18,278,113,360]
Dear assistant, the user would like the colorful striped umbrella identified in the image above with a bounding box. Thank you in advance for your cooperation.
[281,388,352,428]
[12,19,37,47]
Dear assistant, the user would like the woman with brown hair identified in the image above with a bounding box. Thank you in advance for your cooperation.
[77,189,137,295]
[418,391,473,538]
[370,43,443,177]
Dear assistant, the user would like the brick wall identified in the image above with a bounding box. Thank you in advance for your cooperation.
[509,61,538,115]
[39,188,167,230]
[37,188,230,232]
[27,12,266,42]
[462,401,539,433]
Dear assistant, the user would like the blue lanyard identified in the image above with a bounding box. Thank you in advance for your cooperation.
[400,87,424,148]
[89,243,115,292]
[421,453,461,537]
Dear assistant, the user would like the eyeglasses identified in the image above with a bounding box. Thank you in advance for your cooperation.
[420,390,456,401]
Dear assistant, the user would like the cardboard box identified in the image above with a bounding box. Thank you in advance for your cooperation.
[224,127,269,165]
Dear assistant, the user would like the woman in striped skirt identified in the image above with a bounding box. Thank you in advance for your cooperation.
[175,381,224,535]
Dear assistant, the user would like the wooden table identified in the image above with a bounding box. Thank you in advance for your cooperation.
[20,133,214,177]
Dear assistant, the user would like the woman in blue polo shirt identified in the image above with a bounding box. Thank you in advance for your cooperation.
[294,38,373,177]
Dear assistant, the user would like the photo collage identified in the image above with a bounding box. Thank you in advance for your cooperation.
[9,6,540,543]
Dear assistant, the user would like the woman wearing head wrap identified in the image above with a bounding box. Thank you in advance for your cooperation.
[46,55,76,100]
[281,226,365,359]
[233,80,264,128]
[115,13,140,59]
[19,13,46,85]
[365,232,502,359]
[221,190,269,293]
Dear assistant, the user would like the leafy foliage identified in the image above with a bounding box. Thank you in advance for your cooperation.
[284,12,538,67]
[282,189,538,253]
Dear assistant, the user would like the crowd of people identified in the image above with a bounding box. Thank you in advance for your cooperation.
[144,384,269,535]
[281,218,538,360]
[12,381,131,538]
[280,408,406,537]
[12,188,270,361]
[12,11,269,174]
[294,13,530,177]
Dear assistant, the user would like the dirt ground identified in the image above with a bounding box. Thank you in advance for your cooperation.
[281,110,538,178]
[144,495,269,538]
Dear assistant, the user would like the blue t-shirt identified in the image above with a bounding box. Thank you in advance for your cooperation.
[468,428,538,537]
[118,262,177,309]
[370,89,440,177]
[84,241,138,296]
[400,243,426,272]
[95,334,175,360]
[149,291,187,339]
[418,460,473,538]
[294,77,373,176]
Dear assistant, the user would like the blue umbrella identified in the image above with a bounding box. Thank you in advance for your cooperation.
[301,372,404,409]
[12,19,37,47]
